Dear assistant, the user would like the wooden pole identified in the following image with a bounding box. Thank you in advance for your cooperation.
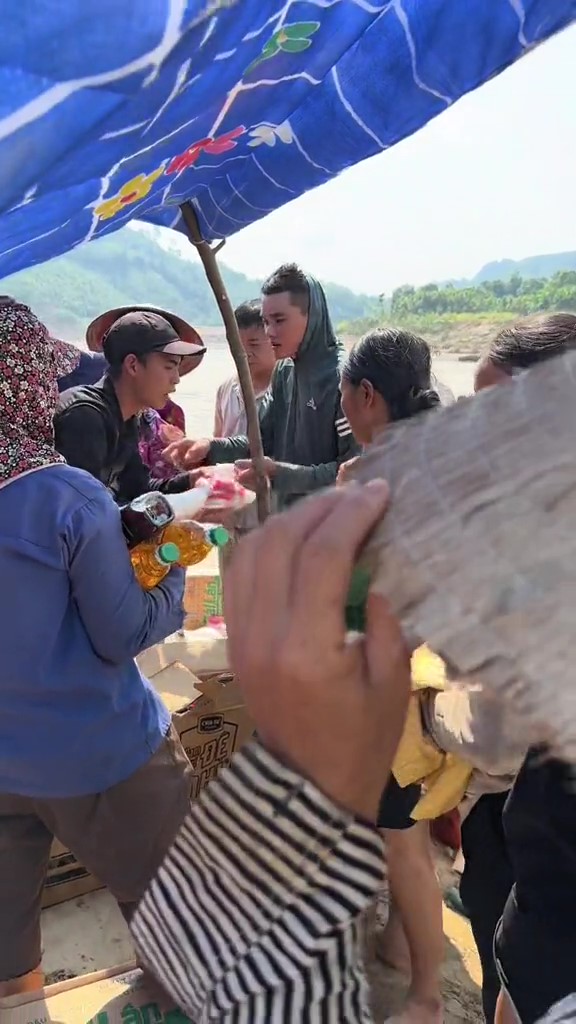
[180,201,271,523]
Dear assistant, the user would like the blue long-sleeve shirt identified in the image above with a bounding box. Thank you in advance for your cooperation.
[0,464,184,798]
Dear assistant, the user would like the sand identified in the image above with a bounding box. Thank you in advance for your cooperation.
[42,842,483,1022]
[367,847,483,1023]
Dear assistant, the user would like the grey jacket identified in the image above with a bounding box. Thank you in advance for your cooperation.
[208,276,360,509]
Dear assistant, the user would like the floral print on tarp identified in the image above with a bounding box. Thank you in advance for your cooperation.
[94,127,246,220]
[165,127,246,176]
[96,167,166,220]
[245,22,320,73]
[0,0,574,278]
[248,122,294,147]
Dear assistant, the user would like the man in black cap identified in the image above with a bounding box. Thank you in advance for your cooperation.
[54,307,205,503]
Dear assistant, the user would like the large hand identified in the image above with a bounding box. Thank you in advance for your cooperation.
[336,456,361,487]
[235,457,277,491]
[224,481,411,822]
[164,438,211,470]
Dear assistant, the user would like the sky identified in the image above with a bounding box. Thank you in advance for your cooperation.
[139,23,576,297]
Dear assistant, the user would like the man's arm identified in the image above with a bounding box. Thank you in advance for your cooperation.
[272,404,360,497]
[207,391,275,463]
[120,445,190,502]
[213,382,226,437]
[132,741,383,1022]
[54,405,111,485]
[67,487,185,663]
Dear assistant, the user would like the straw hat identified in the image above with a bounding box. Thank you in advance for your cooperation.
[86,304,206,376]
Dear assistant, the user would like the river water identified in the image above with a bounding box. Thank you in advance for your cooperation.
[176,343,476,437]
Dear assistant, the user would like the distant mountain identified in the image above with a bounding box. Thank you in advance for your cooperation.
[3,225,378,341]
[6,225,575,342]
[474,251,576,284]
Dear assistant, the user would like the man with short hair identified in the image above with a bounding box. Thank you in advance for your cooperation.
[213,301,276,571]
[54,306,205,504]
[167,264,360,510]
[213,299,275,438]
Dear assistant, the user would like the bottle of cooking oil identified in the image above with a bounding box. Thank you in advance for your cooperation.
[131,540,181,590]
[162,521,229,567]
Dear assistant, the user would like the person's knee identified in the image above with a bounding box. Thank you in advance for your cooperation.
[0,967,44,998]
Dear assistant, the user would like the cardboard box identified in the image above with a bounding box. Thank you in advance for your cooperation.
[151,662,254,800]
[43,839,103,910]
[0,964,193,1024]
[183,572,223,630]
[136,631,229,678]
[43,656,252,909]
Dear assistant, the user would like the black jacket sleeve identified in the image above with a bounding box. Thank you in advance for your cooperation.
[54,405,111,486]
[116,447,191,503]
[54,404,190,501]
[208,392,275,463]
[273,401,360,496]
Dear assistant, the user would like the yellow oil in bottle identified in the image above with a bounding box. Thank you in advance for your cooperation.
[131,540,180,590]
[162,522,229,567]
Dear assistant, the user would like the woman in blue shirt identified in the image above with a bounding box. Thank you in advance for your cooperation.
[53,336,107,391]
[0,299,192,997]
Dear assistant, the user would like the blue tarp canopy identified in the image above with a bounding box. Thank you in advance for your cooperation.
[1,0,574,280]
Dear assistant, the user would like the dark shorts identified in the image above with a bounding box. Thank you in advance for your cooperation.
[495,888,576,1024]
[0,725,193,982]
[377,774,421,830]
[460,791,513,1024]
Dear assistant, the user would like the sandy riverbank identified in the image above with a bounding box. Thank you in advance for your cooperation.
[42,841,482,1023]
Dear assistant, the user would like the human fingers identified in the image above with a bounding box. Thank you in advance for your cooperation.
[290,480,389,640]
[188,467,212,487]
[235,467,256,489]
[357,593,411,818]
[226,489,349,671]
[364,592,410,697]
[164,439,192,466]
[336,457,359,487]
[183,439,211,468]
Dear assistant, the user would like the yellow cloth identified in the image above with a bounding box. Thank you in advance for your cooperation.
[392,646,472,820]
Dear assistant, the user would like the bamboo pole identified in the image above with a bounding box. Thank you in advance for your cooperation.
[180,201,271,523]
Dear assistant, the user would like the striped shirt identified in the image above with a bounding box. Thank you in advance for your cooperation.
[132,742,384,1022]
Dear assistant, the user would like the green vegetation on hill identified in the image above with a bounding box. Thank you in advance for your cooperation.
[3,227,377,340]
[341,270,576,353]
[389,271,576,318]
[6,226,576,357]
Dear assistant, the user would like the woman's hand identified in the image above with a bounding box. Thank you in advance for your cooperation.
[235,457,277,491]
[336,457,361,487]
[164,438,211,469]
[224,481,411,822]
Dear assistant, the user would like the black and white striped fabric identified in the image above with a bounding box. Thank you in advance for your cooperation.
[132,742,384,1022]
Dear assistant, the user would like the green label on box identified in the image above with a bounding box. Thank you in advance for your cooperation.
[204,577,222,618]
[88,1004,192,1024]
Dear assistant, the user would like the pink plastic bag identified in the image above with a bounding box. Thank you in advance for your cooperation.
[194,464,255,513]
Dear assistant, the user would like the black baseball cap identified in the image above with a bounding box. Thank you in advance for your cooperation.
[102,311,206,365]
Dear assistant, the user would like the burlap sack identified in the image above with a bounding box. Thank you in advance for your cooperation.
[349,351,576,763]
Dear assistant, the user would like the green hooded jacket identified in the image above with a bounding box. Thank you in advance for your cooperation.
[208,276,360,508]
